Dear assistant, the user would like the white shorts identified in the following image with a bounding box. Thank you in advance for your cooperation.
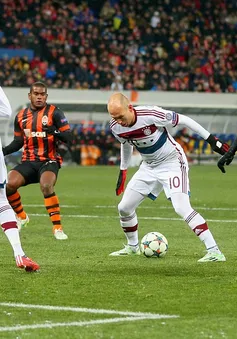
[127,161,190,200]
[0,147,7,187]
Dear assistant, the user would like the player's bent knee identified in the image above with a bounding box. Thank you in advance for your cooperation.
[118,201,133,216]
[7,173,25,191]
[173,205,187,218]
[6,182,18,194]
[40,183,54,195]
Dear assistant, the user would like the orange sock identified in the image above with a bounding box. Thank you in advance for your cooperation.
[44,192,63,232]
[7,191,27,219]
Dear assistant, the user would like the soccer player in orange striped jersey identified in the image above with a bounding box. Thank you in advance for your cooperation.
[3,82,72,240]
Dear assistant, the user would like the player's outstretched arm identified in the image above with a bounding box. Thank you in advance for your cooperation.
[178,114,229,155]
[2,114,24,155]
[3,137,24,156]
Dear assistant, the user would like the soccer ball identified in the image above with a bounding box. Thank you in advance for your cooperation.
[141,232,168,258]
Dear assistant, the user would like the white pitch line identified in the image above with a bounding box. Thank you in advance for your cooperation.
[0,302,174,317]
[0,303,179,332]
[95,205,237,211]
[24,204,237,211]
[0,316,178,332]
[28,213,237,223]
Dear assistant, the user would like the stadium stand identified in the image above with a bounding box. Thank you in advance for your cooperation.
[1,0,237,165]
[0,0,236,92]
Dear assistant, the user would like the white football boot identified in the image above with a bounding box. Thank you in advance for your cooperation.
[198,252,226,262]
[53,228,68,240]
[109,244,141,256]
[16,214,30,231]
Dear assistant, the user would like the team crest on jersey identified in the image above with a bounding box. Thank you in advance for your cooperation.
[143,127,152,136]
[166,112,172,121]
[42,115,48,126]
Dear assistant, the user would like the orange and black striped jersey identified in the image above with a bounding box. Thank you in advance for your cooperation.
[14,104,71,164]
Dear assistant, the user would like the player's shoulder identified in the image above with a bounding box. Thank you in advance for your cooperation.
[47,103,58,111]
[17,108,25,114]
[135,105,169,114]
[16,107,28,117]
[48,104,64,115]
[135,105,169,121]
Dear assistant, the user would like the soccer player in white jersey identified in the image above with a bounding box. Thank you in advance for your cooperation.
[0,87,40,272]
[108,92,229,262]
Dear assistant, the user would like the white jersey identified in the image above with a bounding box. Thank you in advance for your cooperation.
[110,105,210,169]
[0,87,12,149]
[110,105,186,168]
[0,87,12,185]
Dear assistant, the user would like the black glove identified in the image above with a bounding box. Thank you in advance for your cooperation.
[217,150,235,173]
[116,170,127,196]
[43,125,60,136]
[206,134,229,155]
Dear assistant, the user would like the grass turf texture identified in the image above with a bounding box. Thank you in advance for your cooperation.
[0,165,237,338]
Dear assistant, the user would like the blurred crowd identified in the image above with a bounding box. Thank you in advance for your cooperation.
[0,0,237,92]
[69,126,121,166]
[66,125,142,166]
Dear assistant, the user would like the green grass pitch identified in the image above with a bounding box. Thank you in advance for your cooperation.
[0,165,237,338]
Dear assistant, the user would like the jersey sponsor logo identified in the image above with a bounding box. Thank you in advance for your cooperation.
[31,131,46,138]
[24,129,31,137]
[42,115,49,126]
[166,112,172,121]
[24,129,46,138]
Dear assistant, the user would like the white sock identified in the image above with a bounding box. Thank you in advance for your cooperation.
[4,228,25,257]
[206,245,221,254]
[0,189,25,257]
[196,229,219,251]
[124,230,139,247]
[185,211,219,251]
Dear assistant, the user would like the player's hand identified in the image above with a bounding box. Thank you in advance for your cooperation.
[206,134,229,155]
[217,151,235,173]
[43,125,60,136]
[116,170,127,196]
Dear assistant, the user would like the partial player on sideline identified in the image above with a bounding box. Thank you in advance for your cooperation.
[0,86,39,272]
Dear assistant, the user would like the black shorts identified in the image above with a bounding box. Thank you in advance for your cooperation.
[12,161,60,186]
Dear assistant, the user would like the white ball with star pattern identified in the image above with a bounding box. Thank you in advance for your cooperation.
[141,232,168,258]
